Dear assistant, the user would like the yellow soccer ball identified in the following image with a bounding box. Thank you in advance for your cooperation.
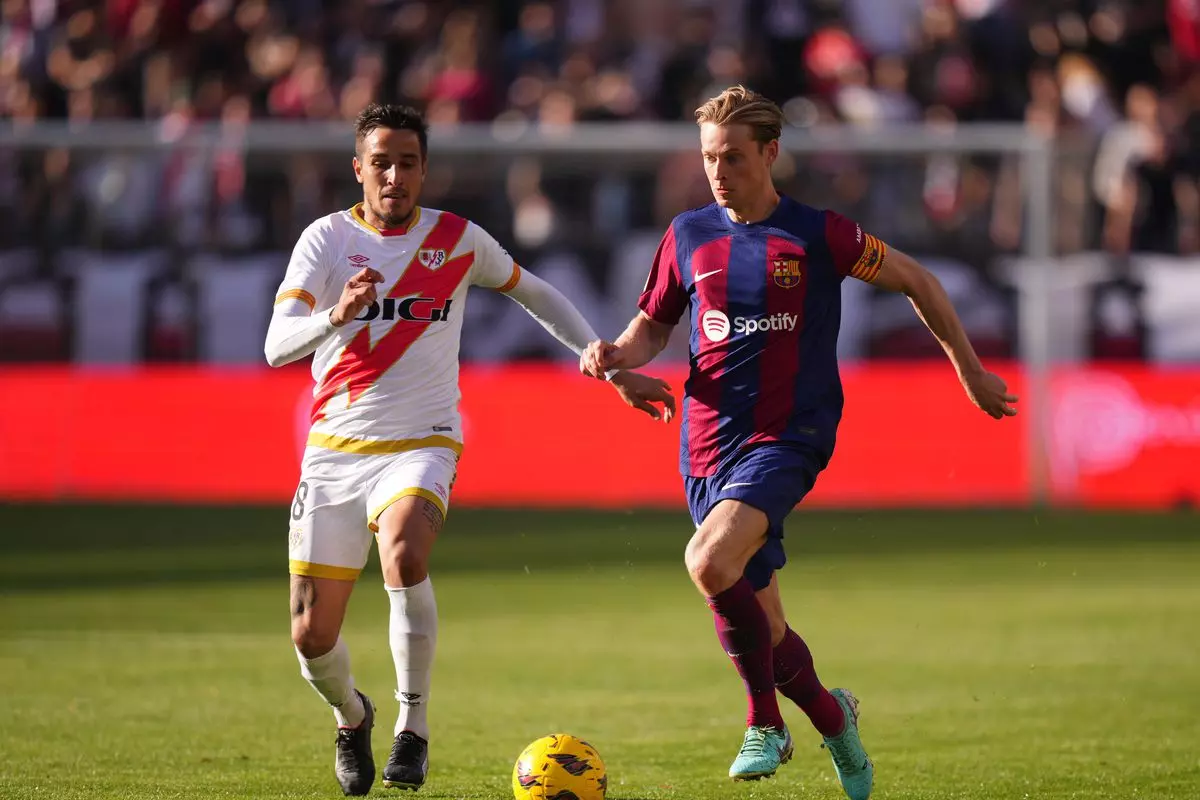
[512,733,607,800]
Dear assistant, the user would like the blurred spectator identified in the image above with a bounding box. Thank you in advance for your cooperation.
[503,1,561,83]
[1167,0,1200,64]
[803,23,869,102]
[1094,83,1192,254]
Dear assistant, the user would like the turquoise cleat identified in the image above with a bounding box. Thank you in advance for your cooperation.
[822,688,874,800]
[728,724,794,781]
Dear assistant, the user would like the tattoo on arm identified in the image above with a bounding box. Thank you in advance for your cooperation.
[290,575,316,618]
[421,499,445,533]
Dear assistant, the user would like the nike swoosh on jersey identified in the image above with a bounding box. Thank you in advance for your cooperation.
[694,268,723,283]
[721,482,754,490]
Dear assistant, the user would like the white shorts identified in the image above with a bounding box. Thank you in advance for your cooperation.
[287,446,459,581]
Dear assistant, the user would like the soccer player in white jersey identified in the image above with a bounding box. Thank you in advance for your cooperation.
[264,103,675,796]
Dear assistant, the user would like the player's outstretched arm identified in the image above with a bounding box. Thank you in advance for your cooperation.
[579,312,673,379]
[501,268,603,356]
[264,267,383,367]
[500,270,675,419]
[872,249,1019,419]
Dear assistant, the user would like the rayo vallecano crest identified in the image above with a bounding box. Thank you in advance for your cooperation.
[418,248,448,269]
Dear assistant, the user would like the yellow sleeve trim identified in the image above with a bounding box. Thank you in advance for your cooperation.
[496,263,522,293]
[849,235,887,283]
[368,488,449,532]
[276,288,317,309]
[288,560,361,581]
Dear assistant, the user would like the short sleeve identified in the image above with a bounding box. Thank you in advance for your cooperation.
[636,224,687,325]
[274,219,334,311]
[470,223,522,292]
[825,210,887,283]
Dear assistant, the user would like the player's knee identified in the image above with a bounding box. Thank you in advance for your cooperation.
[383,540,429,587]
[685,535,739,595]
[291,614,338,658]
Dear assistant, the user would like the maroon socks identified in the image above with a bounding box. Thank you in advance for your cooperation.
[707,578,786,730]
[772,626,845,737]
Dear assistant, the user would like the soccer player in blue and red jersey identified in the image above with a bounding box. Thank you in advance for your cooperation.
[580,86,1018,796]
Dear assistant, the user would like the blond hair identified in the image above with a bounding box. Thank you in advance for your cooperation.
[694,85,783,146]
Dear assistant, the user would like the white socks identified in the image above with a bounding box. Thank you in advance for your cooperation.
[386,577,438,739]
[297,580,438,737]
[297,637,366,728]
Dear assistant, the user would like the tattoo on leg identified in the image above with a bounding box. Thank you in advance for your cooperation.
[421,499,445,533]
[290,576,316,618]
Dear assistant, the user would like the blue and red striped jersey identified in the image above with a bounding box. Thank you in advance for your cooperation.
[638,195,886,478]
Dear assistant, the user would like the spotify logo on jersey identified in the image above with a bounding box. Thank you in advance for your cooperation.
[701,309,799,342]
[701,310,731,342]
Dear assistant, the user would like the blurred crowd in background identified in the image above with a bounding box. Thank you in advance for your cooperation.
[2,0,1200,363]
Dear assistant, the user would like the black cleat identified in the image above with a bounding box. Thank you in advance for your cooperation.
[334,691,376,796]
[381,730,429,790]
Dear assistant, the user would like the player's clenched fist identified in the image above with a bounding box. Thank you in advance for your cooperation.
[330,267,385,326]
[579,339,618,379]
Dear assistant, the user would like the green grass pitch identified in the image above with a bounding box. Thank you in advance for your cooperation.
[1,504,1198,799]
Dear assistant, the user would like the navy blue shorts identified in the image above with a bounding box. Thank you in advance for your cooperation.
[684,444,823,590]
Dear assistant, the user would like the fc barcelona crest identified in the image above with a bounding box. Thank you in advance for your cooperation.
[418,248,448,269]
[772,256,803,288]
